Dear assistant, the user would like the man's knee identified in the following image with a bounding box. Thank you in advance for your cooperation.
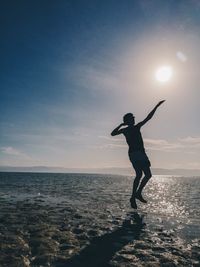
[143,166,152,180]
[135,172,143,181]
[145,172,152,181]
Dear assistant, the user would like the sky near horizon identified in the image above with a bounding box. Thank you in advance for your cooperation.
[0,0,200,169]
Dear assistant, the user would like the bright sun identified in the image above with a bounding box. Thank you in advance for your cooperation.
[155,66,173,83]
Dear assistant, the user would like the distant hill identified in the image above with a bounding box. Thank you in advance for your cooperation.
[0,166,200,176]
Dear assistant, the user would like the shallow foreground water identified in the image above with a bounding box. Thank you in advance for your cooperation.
[0,172,200,266]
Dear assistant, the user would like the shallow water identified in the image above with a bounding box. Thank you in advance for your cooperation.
[0,172,200,266]
[0,173,199,235]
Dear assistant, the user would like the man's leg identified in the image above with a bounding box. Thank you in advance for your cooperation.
[136,165,152,198]
[130,167,143,209]
[132,168,143,197]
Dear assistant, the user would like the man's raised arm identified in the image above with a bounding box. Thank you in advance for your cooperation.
[137,100,165,128]
[111,123,126,136]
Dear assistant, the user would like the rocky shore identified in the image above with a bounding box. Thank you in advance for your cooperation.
[0,195,200,267]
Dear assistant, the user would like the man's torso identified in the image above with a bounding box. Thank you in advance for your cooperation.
[122,125,145,154]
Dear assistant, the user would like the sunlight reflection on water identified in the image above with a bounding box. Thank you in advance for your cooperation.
[0,173,199,241]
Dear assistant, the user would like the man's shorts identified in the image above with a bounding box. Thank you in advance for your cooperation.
[129,151,151,170]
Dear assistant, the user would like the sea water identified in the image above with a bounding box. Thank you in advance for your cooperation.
[0,172,199,242]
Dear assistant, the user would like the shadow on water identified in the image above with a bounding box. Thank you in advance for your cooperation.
[66,212,146,267]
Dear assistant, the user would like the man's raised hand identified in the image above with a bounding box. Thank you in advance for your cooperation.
[157,100,165,107]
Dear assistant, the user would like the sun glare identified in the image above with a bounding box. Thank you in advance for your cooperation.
[155,66,173,83]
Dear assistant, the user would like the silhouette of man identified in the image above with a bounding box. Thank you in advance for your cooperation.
[111,100,165,209]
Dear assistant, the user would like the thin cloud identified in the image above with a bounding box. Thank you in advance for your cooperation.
[67,63,121,92]
[144,138,184,152]
[91,143,126,150]
[187,162,200,168]
[178,136,200,148]
[4,130,90,145]
[1,146,24,156]
[104,144,126,149]
[96,137,183,152]
[97,136,200,152]
[0,146,32,160]
[145,137,200,151]
[98,135,122,142]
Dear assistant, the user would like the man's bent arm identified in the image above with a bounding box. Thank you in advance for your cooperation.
[137,100,165,127]
[111,123,125,136]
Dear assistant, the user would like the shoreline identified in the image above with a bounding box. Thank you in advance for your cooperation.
[0,196,199,267]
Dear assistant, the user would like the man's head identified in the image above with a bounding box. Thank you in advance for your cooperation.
[123,113,135,126]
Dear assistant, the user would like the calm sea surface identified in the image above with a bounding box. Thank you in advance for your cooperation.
[0,172,200,242]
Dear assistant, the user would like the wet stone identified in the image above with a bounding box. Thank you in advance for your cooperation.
[59,243,76,250]
[87,229,99,236]
[73,228,84,234]
[31,254,55,266]
[152,246,167,252]
[0,255,30,267]
[0,175,200,267]
[73,214,82,219]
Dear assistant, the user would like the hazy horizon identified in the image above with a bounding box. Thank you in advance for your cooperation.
[1,165,200,177]
[1,1,200,170]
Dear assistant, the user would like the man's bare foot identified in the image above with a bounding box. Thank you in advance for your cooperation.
[135,193,147,203]
[130,197,137,209]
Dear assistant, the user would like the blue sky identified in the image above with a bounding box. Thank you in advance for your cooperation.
[1,0,200,169]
